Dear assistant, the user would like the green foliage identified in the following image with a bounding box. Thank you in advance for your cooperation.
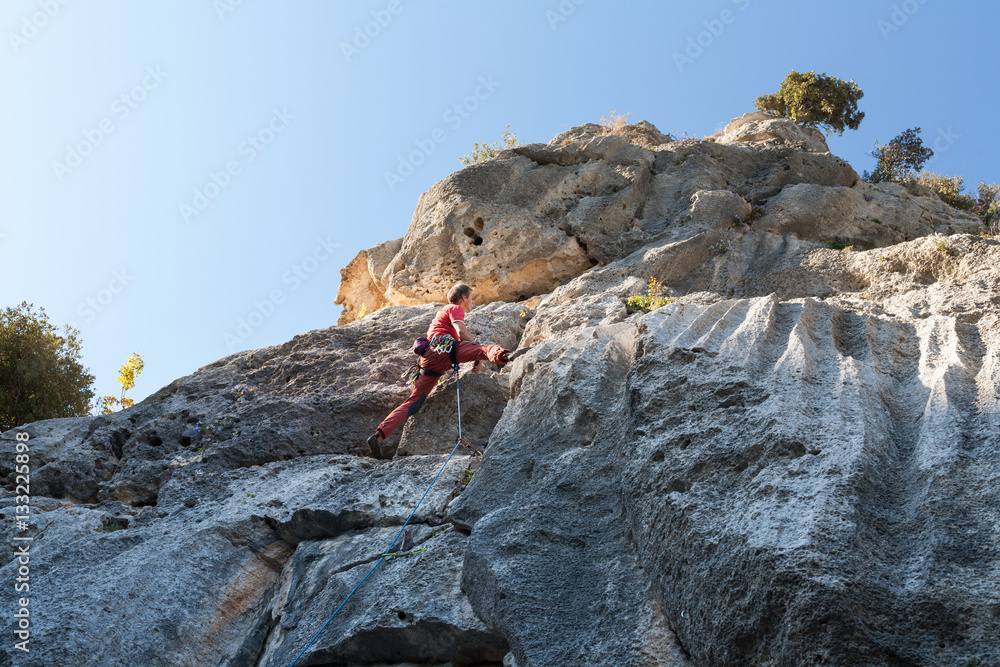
[98,352,144,414]
[916,178,1000,235]
[193,415,234,451]
[0,302,95,431]
[959,658,981,667]
[974,182,1000,227]
[754,70,865,135]
[916,172,974,210]
[96,517,123,533]
[826,236,854,251]
[459,124,523,166]
[452,467,475,497]
[385,547,428,561]
[626,278,675,314]
[230,383,257,399]
[863,127,933,183]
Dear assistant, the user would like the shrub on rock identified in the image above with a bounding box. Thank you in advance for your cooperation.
[754,70,865,135]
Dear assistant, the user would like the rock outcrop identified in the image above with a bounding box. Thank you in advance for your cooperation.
[335,118,976,326]
[2,119,997,667]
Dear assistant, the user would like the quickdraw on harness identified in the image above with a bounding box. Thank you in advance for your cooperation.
[400,364,444,386]
[429,333,456,354]
[430,333,460,366]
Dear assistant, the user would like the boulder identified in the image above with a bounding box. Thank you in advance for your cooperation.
[718,111,830,153]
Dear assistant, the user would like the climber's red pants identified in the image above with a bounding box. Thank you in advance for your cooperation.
[376,342,507,438]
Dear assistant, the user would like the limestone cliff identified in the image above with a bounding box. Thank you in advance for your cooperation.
[2,115,997,667]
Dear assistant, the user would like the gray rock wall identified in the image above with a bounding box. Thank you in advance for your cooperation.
[2,119,997,667]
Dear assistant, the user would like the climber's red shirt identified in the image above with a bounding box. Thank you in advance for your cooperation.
[427,304,464,341]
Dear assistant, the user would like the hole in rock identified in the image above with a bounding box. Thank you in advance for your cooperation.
[668,479,691,493]
[463,227,476,237]
[473,216,484,230]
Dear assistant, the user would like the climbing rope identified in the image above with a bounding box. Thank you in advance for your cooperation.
[289,364,465,667]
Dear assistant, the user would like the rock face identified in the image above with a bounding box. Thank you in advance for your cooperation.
[3,119,998,667]
[335,118,976,325]
[717,111,830,153]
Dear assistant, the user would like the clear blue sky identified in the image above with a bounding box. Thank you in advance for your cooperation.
[1,0,996,406]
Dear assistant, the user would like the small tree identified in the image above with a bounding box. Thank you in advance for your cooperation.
[98,352,145,414]
[0,302,95,431]
[459,125,523,166]
[863,128,934,183]
[974,182,1000,223]
[754,70,865,135]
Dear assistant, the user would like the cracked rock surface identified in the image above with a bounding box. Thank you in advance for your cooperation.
[2,119,998,666]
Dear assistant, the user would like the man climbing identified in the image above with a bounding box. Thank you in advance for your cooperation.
[367,283,529,459]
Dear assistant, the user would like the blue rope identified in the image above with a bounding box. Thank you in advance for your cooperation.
[289,365,464,667]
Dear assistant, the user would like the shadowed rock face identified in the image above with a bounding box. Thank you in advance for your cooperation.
[3,120,999,667]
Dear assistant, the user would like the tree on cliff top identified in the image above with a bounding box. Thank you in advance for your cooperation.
[864,127,934,183]
[0,302,95,431]
[755,70,865,135]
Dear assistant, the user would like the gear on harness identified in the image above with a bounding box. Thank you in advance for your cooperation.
[429,333,459,366]
[401,364,444,386]
[429,333,456,354]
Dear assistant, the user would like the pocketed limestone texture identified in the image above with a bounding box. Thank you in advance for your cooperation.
[2,118,997,667]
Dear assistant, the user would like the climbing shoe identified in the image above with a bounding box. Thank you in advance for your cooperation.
[503,347,531,364]
[367,433,384,460]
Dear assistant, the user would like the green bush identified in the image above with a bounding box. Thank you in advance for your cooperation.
[916,173,974,210]
[974,182,999,222]
[0,302,95,431]
[754,70,865,135]
[459,125,523,166]
[626,278,675,314]
[864,127,933,183]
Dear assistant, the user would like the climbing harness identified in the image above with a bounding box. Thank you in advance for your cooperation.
[429,333,460,366]
[288,363,466,667]
[400,364,444,386]
[428,333,456,355]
